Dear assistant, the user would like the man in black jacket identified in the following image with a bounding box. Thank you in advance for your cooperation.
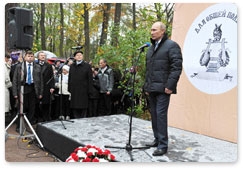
[35,51,55,122]
[144,21,183,156]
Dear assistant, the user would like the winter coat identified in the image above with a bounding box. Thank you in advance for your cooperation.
[97,66,114,93]
[144,34,183,94]
[89,74,100,99]
[58,73,70,96]
[5,62,12,112]
[39,61,55,104]
[68,61,93,109]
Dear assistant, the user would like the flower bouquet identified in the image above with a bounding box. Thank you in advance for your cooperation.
[66,144,116,162]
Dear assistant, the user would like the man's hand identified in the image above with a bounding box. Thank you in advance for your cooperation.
[165,88,172,94]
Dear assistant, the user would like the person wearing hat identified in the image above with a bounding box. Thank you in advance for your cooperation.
[68,51,93,118]
[9,51,22,82]
[9,51,22,122]
[57,65,71,120]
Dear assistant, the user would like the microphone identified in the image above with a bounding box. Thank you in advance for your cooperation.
[137,42,150,50]
[72,46,83,49]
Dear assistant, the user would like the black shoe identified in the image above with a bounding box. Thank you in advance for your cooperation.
[152,148,167,156]
[145,140,158,147]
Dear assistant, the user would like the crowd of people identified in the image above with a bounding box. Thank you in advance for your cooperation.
[5,21,183,157]
[4,50,126,132]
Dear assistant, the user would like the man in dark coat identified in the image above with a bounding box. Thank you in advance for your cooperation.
[68,51,93,118]
[9,51,22,120]
[12,51,43,130]
[35,51,55,122]
[144,21,183,156]
[88,67,100,117]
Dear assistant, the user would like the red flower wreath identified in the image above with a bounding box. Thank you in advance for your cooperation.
[66,144,116,162]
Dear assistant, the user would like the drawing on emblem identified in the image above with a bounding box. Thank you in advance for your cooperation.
[191,24,232,81]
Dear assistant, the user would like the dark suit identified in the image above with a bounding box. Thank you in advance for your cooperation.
[35,61,55,122]
[12,61,43,124]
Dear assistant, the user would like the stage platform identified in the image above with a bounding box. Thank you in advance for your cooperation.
[36,114,237,162]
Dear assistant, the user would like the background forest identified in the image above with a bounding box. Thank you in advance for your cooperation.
[5,3,175,118]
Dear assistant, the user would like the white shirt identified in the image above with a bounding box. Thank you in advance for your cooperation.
[101,66,107,74]
[76,60,83,65]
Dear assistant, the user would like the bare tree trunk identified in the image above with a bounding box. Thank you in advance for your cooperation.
[33,4,41,50]
[100,3,111,46]
[59,3,64,57]
[40,3,46,50]
[83,3,90,61]
[111,3,121,47]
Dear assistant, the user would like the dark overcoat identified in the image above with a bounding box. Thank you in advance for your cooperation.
[68,61,93,109]
[39,61,55,104]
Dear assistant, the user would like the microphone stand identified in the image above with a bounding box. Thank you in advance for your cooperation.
[46,59,74,129]
[104,48,149,161]
[58,70,74,129]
